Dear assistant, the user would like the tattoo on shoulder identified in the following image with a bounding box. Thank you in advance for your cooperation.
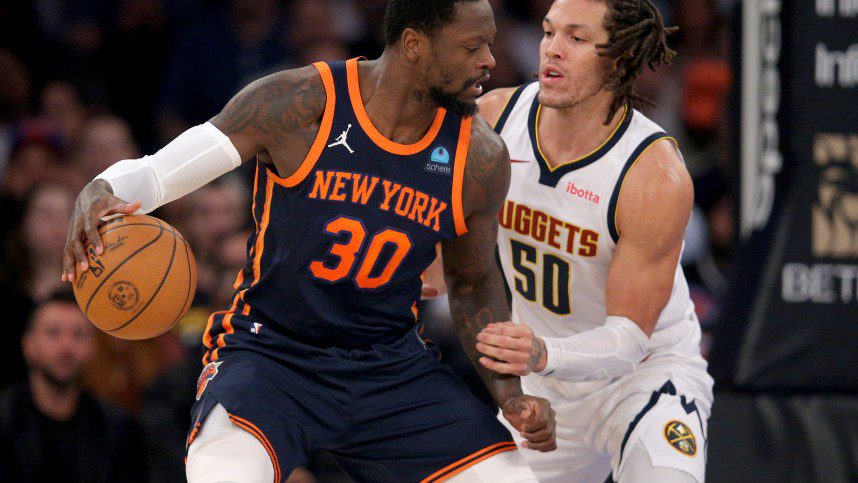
[464,120,510,213]
[212,66,327,146]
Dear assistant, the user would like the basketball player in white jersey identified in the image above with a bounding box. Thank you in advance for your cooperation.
[459,0,714,481]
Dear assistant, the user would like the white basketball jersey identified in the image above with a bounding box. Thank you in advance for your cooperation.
[494,83,701,359]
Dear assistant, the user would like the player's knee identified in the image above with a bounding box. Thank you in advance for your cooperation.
[446,449,538,483]
[617,440,698,483]
[186,404,276,483]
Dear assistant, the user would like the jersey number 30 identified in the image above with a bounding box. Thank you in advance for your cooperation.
[510,240,571,315]
[310,215,412,289]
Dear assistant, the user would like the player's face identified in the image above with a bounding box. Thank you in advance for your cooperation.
[538,0,612,109]
[23,303,94,388]
[421,0,497,116]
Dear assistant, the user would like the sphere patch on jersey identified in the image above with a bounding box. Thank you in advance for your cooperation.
[663,420,697,456]
[430,146,450,164]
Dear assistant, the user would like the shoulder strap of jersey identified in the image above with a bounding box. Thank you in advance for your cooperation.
[451,116,472,235]
[606,133,676,243]
[493,83,529,133]
[266,61,337,188]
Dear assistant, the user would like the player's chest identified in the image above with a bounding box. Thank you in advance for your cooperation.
[507,160,613,221]
[501,168,613,259]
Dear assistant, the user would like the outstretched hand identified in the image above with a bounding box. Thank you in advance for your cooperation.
[62,180,140,283]
[477,322,547,376]
[502,395,557,452]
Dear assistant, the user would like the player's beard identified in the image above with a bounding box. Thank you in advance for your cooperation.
[428,85,478,117]
[539,63,611,111]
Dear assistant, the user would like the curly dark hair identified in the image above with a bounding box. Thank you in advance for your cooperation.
[596,0,678,124]
[383,0,481,46]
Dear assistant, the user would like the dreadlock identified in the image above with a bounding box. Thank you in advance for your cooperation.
[596,0,678,125]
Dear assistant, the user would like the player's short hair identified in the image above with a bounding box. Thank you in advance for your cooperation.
[596,0,677,124]
[383,0,481,46]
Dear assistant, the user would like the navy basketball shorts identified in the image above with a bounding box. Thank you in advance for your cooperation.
[187,318,516,482]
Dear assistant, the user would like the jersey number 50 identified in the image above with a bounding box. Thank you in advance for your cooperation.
[310,215,412,289]
[510,240,571,315]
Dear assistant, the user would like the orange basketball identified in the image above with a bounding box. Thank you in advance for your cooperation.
[72,214,197,340]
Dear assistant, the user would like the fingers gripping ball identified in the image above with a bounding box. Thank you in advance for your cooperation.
[72,215,197,340]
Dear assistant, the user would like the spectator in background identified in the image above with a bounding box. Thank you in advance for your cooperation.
[1,120,68,205]
[344,0,390,56]
[84,322,185,415]
[0,183,76,388]
[9,183,75,301]
[177,177,249,305]
[156,0,295,144]
[39,80,87,148]
[71,114,141,183]
[0,292,147,482]
[290,0,343,48]
[479,1,531,91]
[102,0,170,150]
[0,49,33,173]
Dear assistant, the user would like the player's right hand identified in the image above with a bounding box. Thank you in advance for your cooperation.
[62,179,140,283]
[502,395,557,452]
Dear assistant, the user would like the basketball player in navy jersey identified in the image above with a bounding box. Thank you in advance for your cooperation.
[62,1,555,482]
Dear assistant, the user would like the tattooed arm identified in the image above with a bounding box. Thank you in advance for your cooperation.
[210,64,328,176]
[63,65,328,281]
[441,117,556,452]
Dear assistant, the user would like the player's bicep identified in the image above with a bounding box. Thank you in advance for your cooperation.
[605,142,693,334]
[441,208,500,291]
[210,66,326,161]
[442,121,511,290]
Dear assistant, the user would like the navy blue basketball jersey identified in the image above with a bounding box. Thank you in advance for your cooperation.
[202,58,472,362]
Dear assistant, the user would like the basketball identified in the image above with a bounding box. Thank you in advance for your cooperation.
[72,214,197,340]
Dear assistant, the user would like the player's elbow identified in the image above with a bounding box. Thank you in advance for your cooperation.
[444,267,496,299]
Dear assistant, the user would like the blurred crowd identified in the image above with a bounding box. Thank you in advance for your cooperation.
[0,0,736,481]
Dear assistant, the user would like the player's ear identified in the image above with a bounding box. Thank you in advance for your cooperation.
[401,28,425,61]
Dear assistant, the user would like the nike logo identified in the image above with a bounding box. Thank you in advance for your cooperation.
[510,159,530,164]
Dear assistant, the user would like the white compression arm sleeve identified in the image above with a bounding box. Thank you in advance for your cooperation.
[536,316,649,382]
[95,122,242,213]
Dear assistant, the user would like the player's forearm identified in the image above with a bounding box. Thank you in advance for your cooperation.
[447,270,524,407]
[94,123,242,213]
[538,316,648,382]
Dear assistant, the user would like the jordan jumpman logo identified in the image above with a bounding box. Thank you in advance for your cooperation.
[328,124,354,154]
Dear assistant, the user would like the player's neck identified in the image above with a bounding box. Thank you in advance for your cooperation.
[357,53,442,145]
[29,372,81,421]
[538,93,624,169]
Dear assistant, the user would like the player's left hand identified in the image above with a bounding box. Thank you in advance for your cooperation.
[477,322,547,375]
[502,395,557,452]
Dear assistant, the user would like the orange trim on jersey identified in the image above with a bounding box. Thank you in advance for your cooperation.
[252,176,275,286]
[346,58,446,155]
[204,176,273,363]
[268,61,336,188]
[186,422,202,449]
[201,312,219,364]
[204,163,264,365]
[233,162,262,292]
[210,312,235,362]
[228,414,283,483]
[451,117,472,235]
[202,287,247,364]
[232,264,245,291]
[421,441,518,482]
[411,301,419,321]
